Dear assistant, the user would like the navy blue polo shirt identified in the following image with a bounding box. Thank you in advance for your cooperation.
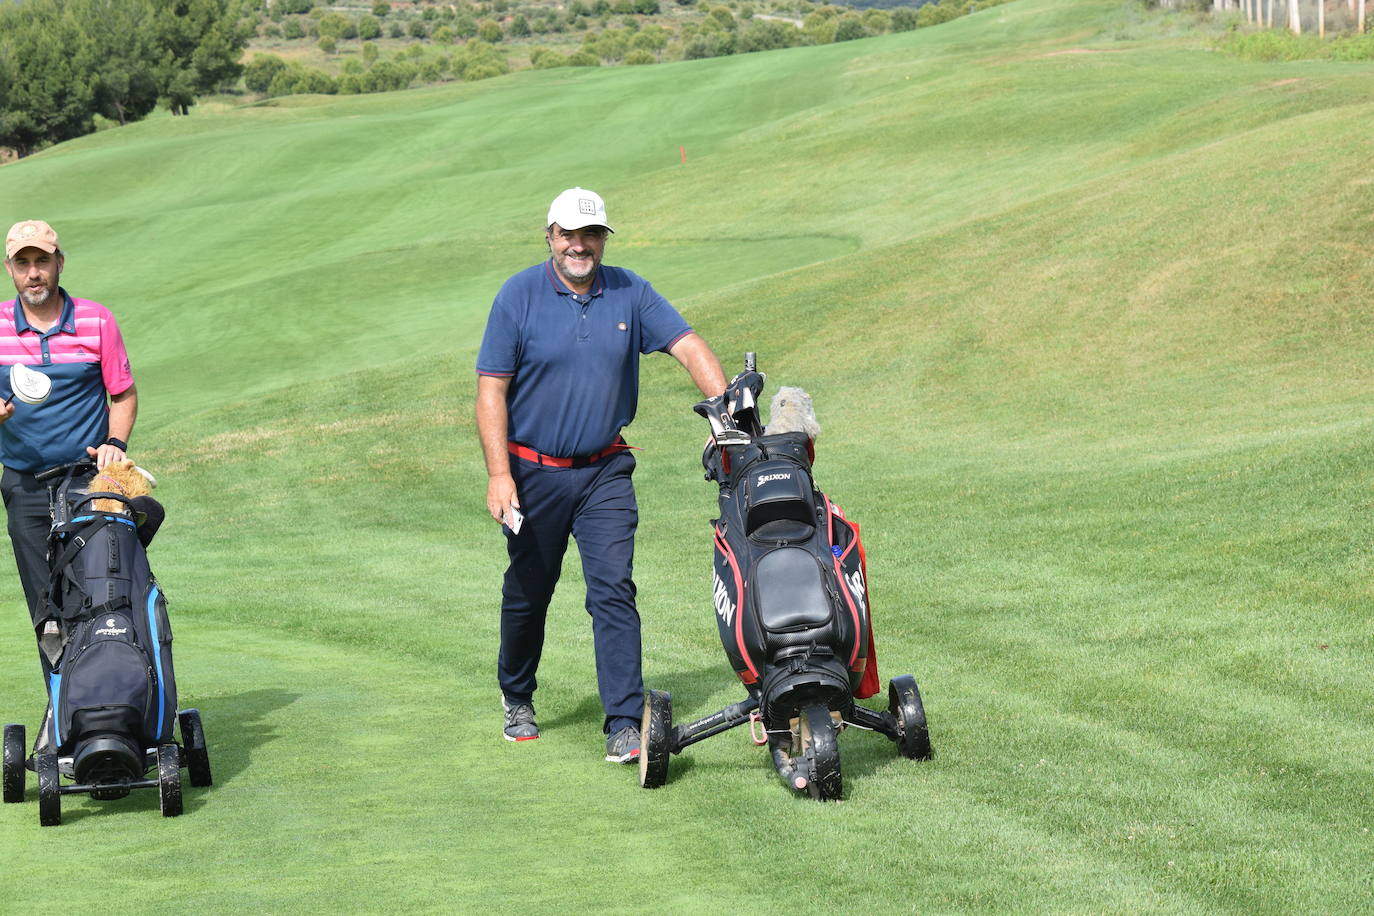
[477,260,692,458]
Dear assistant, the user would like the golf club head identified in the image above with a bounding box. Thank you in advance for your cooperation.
[8,363,52,405]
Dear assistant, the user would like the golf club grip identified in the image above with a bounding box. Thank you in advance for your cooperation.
[35,460,96,482]
[744,352,757,373]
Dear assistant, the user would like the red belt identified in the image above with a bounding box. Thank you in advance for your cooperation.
[508,438,630,468]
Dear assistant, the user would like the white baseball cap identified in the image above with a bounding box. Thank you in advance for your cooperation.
[546,187,614,233]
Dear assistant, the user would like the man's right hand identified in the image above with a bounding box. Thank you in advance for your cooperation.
[0,400,13,425]
[486,473,520,525]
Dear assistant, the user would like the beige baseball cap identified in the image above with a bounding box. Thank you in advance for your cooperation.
[6,220,60,259]
[546,188,614,233]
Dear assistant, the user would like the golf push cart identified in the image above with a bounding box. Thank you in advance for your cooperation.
[637,354,932,801]
[2,455,211,825]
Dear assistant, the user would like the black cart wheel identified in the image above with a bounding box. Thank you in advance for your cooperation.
[638,689,673,789]
[799,704,843,801]
[157,744,182,818]
[36,752,60,826]
[178,709,212,788]
[888,675,932,760]
[3,723,25,803]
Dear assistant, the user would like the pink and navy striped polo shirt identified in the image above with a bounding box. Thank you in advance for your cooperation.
[0,289,134,473]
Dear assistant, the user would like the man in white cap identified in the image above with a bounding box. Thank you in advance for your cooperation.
[476,188,726,763]
[0,220,138,686]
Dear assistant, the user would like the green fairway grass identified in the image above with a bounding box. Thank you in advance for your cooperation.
[2,0,1371,910]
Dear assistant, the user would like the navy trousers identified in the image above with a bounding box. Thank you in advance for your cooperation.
[499,450,643,734]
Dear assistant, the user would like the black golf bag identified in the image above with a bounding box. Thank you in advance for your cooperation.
[638,353,930,801]
[705,430,879,725]
[41,469,176,784]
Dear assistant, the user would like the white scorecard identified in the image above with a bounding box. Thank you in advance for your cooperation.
[8,363,52,405]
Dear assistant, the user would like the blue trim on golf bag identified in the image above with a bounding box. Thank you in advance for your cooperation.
[48,672,62,746]
[146,585,165,739]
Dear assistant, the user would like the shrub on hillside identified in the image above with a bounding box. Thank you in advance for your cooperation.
[917,1,962,27]
[624,48,655,63]
[283,17,306,39]
[737,18,800,52]
[293,68,337,94]
[833,12,867,41]
[683,30,735,57]
[244,53,288,94]
[372,0,390,16]
[1219,30,1322,61]
[891,7,918,31]
[632,25,668,53]
[267,63,337,96]
[316,12,349,40]
[862,9,891,33]
[454,40,510,78]
[1329,32,1374,60]
[465,63,506,80]
[318,35,336,53]
[478,20,502,41]
[707,5,737,30]
[361,60,415,92]
[358,14,382,40]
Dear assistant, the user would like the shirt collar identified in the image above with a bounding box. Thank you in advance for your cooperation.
[543,259,604,301]
[12,288,76,337]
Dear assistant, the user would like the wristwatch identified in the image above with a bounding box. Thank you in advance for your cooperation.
[105,436,128,450]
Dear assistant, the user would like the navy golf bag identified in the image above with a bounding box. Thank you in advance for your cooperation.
[41,468,176,785]
[3,461,210,825]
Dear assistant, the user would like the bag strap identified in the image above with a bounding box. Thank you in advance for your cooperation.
[43,515,118,615]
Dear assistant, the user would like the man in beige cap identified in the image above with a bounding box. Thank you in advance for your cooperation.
[1,220,138,689]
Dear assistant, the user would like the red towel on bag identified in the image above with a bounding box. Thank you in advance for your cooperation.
[854,523,880,699]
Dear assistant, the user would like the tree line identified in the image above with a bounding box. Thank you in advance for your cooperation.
[0,0,251,158]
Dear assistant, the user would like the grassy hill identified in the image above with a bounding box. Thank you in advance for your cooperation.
[1,0,1371,910]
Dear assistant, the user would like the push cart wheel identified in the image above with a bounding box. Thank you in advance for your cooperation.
[638,689,673,789]
[3,724,25,803]
[157,744,182,817]
[36,752,60,826]
[888,675,932,760]
[799,704,843,801]
[178,709,213,788]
